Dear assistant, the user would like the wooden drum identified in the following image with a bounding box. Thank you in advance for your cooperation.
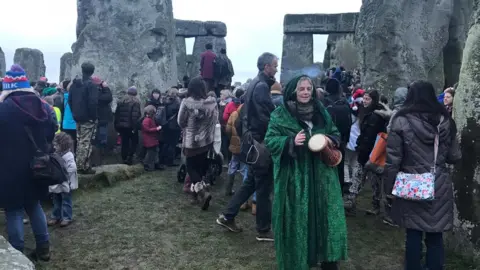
[308,134,343,167]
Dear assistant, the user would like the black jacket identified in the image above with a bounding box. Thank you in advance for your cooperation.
[241,72,276,142]
[385,113,461,232]
[323,95,352,147]
[68,76,99,123]
[97,86,113,124]
[356,104,387,166]
[164,97,181,131]
[114,96,141,130]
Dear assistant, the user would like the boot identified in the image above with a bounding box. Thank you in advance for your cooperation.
[224,174,235,196]
[29,243,50,262]
[198,188,212,211]
[366,200,380,216]
[321,261,339,270]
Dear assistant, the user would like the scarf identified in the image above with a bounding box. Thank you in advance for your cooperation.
[0,87,38,102]
[286,100,315,121]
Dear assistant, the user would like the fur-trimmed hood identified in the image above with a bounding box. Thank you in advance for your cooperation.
[181,96,217,120]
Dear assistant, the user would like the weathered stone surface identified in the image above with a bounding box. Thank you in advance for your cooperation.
[280,34,313,84]
[185,54,194,78]
[355,0,453,98]
[323,33,353,69]
[0,47,5,77]
[0,236,35,270]
[444,0,472,88]
[284,13,358,34]
[71,0,177,100]
[175,36,187,81]
[452,1,480,253]
[79,164,144,190]
[175,20,226,37]
[13,48,46,81]
[190,36,226,78]
[59,52,73,82]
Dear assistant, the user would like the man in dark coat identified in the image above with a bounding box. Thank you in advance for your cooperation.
[92,77,113,149]
[200,43,216,93]
[215,48,235,95]
[323,78,352,193]
[68,62,99,174]
[217,52,278,242]
[0,65,56,260]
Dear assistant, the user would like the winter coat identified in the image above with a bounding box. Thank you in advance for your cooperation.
[141,117,159,148]
[97,86,113,124]
[241,72,276,142]
[68,76,99,123]
[215,54,235,85]
[62,92,76,130]
[322,94,352,146]
[226,104,243,154]
[0,92,56,209]
[356,104,387,166]
[200,50,216,79]
[178,96,219,150]
[271,92,284,107]
[114,95,142,130]
[163,96,181,131]
[385,113,461,232]
[223,100,240,124]
[49,151,78,193]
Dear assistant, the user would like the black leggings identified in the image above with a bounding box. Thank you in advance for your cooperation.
[186,151,209,184]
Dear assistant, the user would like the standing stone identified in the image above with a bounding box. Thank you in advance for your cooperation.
[280,33,313,85]
[451,2,480,251]
[71,0,177,99]
[185,54,194,78]
[175,36,187,81]
[355,0,454,98]
[0,236,35,270]
[0,47,5,77]
[323,34,352,70]
[60,52,73,82]
[190,36,226,78]
[13,48,46,81]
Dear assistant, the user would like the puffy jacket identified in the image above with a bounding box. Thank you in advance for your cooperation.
[241,72,276,142]
[62,92,76,130]
[68,76,99,123]
[385,113,461,232]
[141,117,159,148]
[114,95,141,130]
[226,104,243,154]
[223,100,240,124]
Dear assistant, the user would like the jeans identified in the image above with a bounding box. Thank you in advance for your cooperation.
[51,192,73,221]
[5,201,49,252]
[228,156,256,201]
[405,229,444,270]
[95,123,108,147]
[223,163,273,233]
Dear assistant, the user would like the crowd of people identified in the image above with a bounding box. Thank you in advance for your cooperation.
[0,43,461,270]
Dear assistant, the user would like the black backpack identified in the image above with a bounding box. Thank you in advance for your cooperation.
[155,106,167,126]
[25,127,68,187]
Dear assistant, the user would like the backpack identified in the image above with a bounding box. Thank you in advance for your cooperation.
[154,106,167,126]
[25,127,68,187]
[214,55,229,78]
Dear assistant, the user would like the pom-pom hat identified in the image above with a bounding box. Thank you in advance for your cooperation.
[3,64,31,91]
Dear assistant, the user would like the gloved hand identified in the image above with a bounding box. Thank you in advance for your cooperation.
[374,102,393,120]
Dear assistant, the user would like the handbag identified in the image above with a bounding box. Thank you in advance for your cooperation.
[365,132,388,174]
[391,116,444,201]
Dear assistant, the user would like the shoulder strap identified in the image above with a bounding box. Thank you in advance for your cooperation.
[24,126,42,152]
[433,115,444,173]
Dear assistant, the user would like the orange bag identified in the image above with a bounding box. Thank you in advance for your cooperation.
[369,132,388,167]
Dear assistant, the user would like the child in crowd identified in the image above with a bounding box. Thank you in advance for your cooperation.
[48,132,78,227]
[142,105,162,171]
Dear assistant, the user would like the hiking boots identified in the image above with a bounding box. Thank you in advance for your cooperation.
[256,231,274,242]
[60,220,72,227]
[216,214,242,232]
[28,243,50,262]
[47,219,59,226]
[382,216,398,227]
[224,174,235,196]
[198,189,212,211]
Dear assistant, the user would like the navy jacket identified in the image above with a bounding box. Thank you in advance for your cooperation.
[0,92,56,209]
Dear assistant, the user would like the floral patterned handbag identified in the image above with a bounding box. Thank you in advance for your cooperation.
[391,116,443,201]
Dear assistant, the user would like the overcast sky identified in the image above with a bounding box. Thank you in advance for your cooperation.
[0,0,361,84]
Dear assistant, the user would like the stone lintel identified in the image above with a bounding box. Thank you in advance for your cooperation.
[284,13,358,34]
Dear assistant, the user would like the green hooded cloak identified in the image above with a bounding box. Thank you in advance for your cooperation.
[264,75,348,270]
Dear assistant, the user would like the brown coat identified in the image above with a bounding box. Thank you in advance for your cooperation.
[226,104,243,154]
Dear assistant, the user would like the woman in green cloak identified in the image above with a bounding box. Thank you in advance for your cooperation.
[265,75,348,270]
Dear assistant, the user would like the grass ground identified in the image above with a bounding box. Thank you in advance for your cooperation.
[1,168,477,270]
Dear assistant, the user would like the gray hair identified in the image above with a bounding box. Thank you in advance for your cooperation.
[257,52,278,71]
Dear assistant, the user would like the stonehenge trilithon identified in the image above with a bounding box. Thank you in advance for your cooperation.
[0,47,5,77]
[71,0,177,99]
[13,48,46,81]
[59,52,73,82]
[280,13,358,84]
[174,20,227,80]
